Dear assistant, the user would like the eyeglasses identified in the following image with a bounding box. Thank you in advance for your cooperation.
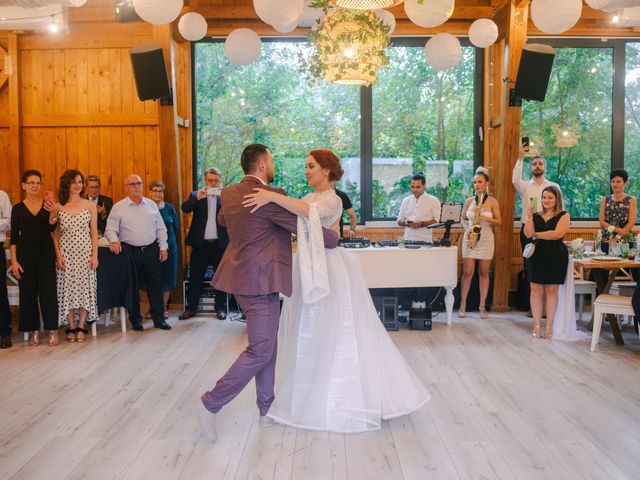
[24,181,42,186]
[150,189,164,193]
[126,182,143,187]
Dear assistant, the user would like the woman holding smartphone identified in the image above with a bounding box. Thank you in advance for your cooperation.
[10,170,59,346]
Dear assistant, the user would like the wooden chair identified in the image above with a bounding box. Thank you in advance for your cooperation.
[573,264,597,322]
[591,294,638,351]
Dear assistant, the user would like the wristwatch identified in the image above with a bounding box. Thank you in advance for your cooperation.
[533,233,540,241]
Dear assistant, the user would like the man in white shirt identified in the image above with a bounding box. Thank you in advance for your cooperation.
[0,189,12,349]
[397,173,441,243]
[512,142,561,249]
[105,174,170,331]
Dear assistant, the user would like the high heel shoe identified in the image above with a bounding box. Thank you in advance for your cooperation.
[532,324,542,338]
[28,330,40,346]
[75,327,88,343]
[479,307,489,319]
[544,325,554,340]
[65,328,76,342]
[458,306,466,318]
[49,330,59,346]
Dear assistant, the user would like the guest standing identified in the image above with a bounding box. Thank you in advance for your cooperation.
[50,170,99,343]
[459,167,502,319]
[105,174,170,331]
[599,169,637,250]
[0,189,12,349]
[397,172,441,243]
[147,180,179,318]
[524,186,569,339]
[179,168,229,320]
[85,175,113,235]
[334,188,358,238]
[10,170,59,346]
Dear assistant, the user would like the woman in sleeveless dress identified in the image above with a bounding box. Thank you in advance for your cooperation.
[243,149,430,433]
[599,168,637,252]
[459,167,502,319]
[50,170,99,343]
[523,186,570,339]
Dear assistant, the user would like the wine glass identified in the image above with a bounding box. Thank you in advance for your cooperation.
[584,241,593,255]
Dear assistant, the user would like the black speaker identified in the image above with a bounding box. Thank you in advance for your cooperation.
[129,45,171,101]
[514,44,555,102]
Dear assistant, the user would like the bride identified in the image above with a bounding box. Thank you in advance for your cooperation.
[243,149,430,433]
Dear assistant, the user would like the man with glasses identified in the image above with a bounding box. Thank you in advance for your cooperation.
[105,174,171,331]
[179,167,229,320]
[85,175,113,235]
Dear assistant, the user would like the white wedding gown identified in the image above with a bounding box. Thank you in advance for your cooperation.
[267,190,430,433]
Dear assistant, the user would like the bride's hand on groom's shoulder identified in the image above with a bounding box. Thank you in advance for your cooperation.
[243,188,274,213]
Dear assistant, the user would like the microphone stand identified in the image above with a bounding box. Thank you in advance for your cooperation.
[427,220,458,247]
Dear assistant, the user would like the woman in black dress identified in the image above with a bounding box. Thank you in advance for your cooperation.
[10,170,59,346]
[524,186,570,339]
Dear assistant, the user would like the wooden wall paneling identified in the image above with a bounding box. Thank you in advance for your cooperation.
[121,127,135,187]
[7,33,22,203]
[54,127,67,184]
[133,127,146,181]
[76,49,89,114]
[110,49,122,114]
[64,49,77,114]
[53,49,66,114]
[66,127,79,170]
[99,128,112,194]
[42,49,54,115]
[110,127,123,201]
[87,49,99,114]
[144,126,160,185]
[76,127,90,178]
[87,127,101,178]
[121,50,133,114]
[30,50,43,115]
[98,49,111,113]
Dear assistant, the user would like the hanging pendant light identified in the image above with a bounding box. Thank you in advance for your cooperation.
[333,0,403,11]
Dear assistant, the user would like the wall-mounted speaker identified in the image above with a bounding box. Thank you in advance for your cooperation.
[129,45,171,102]
[514,43,556,102]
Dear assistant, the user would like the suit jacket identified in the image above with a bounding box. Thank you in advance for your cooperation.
[212,176,339,297]
[182,190,229,250]
[94,194,113,234]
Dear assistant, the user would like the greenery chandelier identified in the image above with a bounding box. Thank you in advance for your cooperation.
[333,0,403,10]
[307,2,391,86]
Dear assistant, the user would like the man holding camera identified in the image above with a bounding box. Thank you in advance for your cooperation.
[397,172,441,243]
[179,168,229,320]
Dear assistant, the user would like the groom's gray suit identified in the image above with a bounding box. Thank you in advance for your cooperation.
[201,176,339,416]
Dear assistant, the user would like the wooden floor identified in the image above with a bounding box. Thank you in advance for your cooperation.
[1,311,639,480]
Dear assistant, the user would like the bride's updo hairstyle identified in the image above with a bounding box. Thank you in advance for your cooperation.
[309,149,344,182]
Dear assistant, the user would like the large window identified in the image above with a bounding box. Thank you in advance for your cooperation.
[194,39,479,223]
[371,46,476,218]
[520,46,613,219]
[625,42,640,200]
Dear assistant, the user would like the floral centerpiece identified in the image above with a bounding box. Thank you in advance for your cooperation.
[570,237,584,258]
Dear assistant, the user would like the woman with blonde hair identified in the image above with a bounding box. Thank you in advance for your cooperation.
[459,167,502,319]
[524,185,570,339]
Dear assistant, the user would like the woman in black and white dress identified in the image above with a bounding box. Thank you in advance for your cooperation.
[50,170,99,343]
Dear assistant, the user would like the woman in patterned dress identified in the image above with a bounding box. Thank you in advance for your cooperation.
[599,169,637,250]
[50,170,99,343]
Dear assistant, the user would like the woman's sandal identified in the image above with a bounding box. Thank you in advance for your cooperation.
[532,324,542,338]
[544,325,553,340]
[66,328,77,343]
[75,327,88,343]
[479,307,489,319]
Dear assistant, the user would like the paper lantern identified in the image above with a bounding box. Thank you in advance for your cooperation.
[531,0,582,34]
[375,9,396,35]
[298,0,324,28]
[273,20,298,33]
[424,33,461,71]
[334,0,403,10]
[584,0,611,9]
[468,19,498,48]
[599,0,640,12]
[224,28,262,65]
[404,0,454,28]
[178,12,208,41]
[133,0,183,25]
[253,0,304,27]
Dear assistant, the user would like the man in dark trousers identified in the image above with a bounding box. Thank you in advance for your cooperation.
[179,167,229,320]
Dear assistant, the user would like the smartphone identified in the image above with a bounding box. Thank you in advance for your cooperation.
[521,136,530,147]
[406,220,414,224]
[206,187,222,196]
[529,196,538,211]
[44,191,55,203]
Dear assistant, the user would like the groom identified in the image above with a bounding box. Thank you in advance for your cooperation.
[194,144,340,442]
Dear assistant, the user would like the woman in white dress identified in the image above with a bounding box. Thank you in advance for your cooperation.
[459,167,502,319]
[242,149,430,433]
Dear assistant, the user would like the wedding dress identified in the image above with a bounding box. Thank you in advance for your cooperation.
[267,190,430,433]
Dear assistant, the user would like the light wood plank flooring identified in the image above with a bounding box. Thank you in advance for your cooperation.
[0,311,639,480]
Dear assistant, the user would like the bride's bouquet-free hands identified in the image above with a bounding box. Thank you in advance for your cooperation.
[243,188,275,213]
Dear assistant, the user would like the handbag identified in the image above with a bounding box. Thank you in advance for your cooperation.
[523,240,537,259]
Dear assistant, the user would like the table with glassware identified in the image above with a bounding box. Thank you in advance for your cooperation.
[573,256,640,345]
[339,245,458,325]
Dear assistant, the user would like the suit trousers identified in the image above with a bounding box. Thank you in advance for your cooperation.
[17,258,58,332]
[126,242,165,327]
[201,293,280,416]
[0,271,11,336]
[187,240,226,312]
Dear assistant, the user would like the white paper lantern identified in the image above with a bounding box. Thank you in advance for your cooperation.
[178,12,208,41]
[404,0,454,28]
[133,0,183,25]
[253,0,304,28]
[424,33,461,71]
[298,0,324,28]
[584,0,611,9]
[599,0,640,12]
[224,28,262,65]
[375,9,396,35]
[468,19,498,48]
[531,0,582,34]
[273,20,298,33]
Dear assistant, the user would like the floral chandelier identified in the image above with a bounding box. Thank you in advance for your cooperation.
[333,0,403,10]
[307,3,391,86]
